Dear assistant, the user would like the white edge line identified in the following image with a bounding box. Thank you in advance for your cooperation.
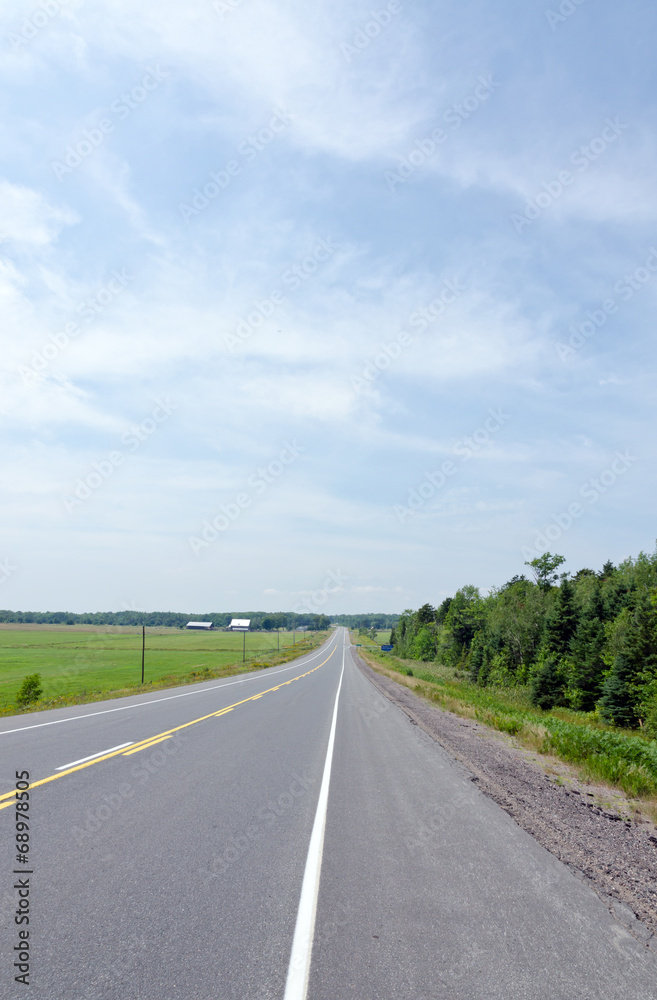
[0,633,339,736]
[55,742,135,770]
[284,633,345,1000]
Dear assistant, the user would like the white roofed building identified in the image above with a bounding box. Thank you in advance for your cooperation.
[228,618,250,631]
[186,621,214,630]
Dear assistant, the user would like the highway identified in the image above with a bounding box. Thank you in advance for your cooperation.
[1,627,656,998]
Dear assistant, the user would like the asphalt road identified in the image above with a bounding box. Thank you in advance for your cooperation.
[1,627,656,999]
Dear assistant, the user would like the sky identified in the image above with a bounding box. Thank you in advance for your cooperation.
[0,0,655,616]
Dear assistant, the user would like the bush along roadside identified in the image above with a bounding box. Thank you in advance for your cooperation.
[356,642,657,801]
[388,546,657,736]
[2,633,328,718]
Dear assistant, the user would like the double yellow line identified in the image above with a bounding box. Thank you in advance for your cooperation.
[0,647,336,811]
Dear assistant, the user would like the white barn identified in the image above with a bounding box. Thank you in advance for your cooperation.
[186,621,214,630]
[228,618,250,631]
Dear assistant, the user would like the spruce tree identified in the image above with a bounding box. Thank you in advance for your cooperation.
[544,578,579,657]
[599,654,637,727]
[530,657,567,710]
[569,584,606,711]
[628,591,657,686]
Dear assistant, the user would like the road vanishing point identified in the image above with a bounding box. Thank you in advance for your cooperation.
[1,628,656,998]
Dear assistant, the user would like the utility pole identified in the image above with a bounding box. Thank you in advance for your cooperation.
[141,625,145,684]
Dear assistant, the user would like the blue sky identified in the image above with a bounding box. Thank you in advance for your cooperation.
[0,0,655,615]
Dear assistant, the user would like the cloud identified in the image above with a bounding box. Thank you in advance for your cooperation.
[0,180,78,245]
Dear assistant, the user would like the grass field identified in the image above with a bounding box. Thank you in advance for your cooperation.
[352,631,391,648]
[0,627,324,716]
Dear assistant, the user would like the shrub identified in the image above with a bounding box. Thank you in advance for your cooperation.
[17,674,43,708]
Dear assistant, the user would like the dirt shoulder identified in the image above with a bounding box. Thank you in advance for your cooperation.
[355,651,657,947]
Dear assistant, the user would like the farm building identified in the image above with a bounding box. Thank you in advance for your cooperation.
[228,618,250,631]
[185,621,214,630]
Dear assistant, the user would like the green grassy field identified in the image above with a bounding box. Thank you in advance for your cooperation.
[0,627,323,715]
[352,630,391,648]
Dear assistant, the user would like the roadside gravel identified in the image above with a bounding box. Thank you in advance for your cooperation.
[356,653,657,947]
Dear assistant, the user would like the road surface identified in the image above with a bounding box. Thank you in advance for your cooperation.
[1,627,656,998]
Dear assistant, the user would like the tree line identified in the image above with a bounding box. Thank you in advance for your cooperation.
[390,547,657,732]
[331,613,399,628]
[0,610,332,631]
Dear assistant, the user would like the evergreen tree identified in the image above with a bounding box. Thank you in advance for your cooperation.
[604,579,636,619]
[530,658,567,710]
[598,654,637,727]
[416,603,436,627]
[478,646,493,686]
[627,591,657,687]
[569,584,606,711]
[544,578,579,657]
[599,559,615,580]
[436,598,452,624]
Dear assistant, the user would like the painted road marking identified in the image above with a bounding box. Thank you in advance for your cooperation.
[123,735,173,755]
[56,743,135,769]
[284,636,346,1000]
[0,643,339,810]
[0,633,339,737]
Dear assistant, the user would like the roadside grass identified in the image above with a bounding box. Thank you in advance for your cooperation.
[354,640,657,806]
[0,629,326,717]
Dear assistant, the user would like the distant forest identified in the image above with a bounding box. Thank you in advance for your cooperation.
[0,610,333,630]
[0,610,400,630]
[392,546,657,733]
[330,614,399,628]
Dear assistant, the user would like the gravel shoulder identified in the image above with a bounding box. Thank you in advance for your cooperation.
[355,652,657,947]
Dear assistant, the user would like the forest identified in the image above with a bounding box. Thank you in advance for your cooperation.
[0,609,332,630]
[391,547,657,733]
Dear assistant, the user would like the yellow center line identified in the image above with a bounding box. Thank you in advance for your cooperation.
[122,735,173,755]
[0,644,337,810]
